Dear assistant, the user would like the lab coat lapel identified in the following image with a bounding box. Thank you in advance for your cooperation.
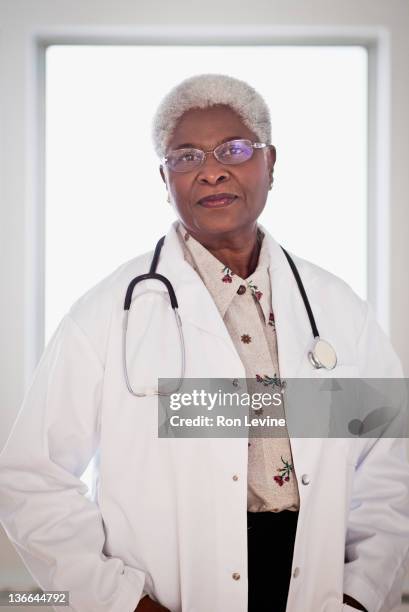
[142,219,323,470]
[258,222,313,379]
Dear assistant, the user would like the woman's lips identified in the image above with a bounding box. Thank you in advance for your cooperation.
[198,195,238,208]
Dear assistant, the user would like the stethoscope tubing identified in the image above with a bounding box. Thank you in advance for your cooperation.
[280,247,319,339]
[122,233,336,396]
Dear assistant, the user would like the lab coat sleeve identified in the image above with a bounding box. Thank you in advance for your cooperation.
[343,303,409,612]
[0,314,146,612]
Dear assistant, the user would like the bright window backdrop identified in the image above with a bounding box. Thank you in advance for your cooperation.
[45,45,367,343]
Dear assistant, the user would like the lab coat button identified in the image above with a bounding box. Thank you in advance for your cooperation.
[292,566,300,578]
[301,474,310,485]
[232,572,241,580]
[232,474,239,481]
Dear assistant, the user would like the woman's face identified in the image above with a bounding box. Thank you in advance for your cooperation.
[160,104,276,242]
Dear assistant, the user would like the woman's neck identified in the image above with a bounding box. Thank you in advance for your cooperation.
[184,224,262,279]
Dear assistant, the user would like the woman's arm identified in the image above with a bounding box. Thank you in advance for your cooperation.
[343,303,409,612]
[0,314,147,612]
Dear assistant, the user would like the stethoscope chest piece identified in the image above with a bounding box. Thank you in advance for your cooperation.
[308,337,337,370]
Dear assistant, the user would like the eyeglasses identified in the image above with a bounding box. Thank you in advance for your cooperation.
[162,139,269,173]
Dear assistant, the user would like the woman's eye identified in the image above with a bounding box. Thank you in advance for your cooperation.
[227,145,243,155]
[176,150,197,162]
[182,152,195,161]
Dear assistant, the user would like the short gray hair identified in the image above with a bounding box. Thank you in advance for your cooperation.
[151,73,272,159]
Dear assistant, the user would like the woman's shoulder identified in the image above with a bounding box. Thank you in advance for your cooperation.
[62,249,155,362]
[70,249,155,312]
[285,250,366,312]
[262,226,365,316]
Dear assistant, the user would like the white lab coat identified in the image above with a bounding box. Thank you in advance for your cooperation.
[0,219,408,612]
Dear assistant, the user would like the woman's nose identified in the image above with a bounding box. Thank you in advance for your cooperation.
[197,155,230,184]
[197,172,228,185]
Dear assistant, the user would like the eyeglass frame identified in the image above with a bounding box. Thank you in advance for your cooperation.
[161,138,271,173]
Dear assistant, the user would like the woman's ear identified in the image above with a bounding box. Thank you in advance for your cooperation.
[266,146,276,190]
[159,164,166,184]
[159,165,171,203]
[268,145,277,172]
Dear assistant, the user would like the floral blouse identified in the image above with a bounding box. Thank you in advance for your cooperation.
[176,221,300,513]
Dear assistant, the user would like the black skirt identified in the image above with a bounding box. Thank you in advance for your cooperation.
[247,510,299,612]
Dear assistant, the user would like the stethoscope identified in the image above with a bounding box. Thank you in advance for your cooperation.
[123,235,337,397]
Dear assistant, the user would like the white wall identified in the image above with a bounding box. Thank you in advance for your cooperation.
[1,0,409,443]
[0,0,408,599]
[45,44,368,341]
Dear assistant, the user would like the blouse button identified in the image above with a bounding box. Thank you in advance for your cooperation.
[232,572,241,580]
[237,285,246,295]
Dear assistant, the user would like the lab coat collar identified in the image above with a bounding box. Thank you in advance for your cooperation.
[143,219,314,378]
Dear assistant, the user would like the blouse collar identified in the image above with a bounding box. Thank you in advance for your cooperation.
[176,221,272,323]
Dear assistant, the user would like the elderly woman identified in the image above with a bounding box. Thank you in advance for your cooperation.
[0,73,408,612]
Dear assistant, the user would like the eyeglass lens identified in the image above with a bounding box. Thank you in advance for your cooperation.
[166,139,254,173]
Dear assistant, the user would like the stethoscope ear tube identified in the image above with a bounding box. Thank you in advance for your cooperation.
[124,236,178,311]
[124,272,179,311]
[149,235,166,275]
[122,300,186,397]
[122,235,185,396]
